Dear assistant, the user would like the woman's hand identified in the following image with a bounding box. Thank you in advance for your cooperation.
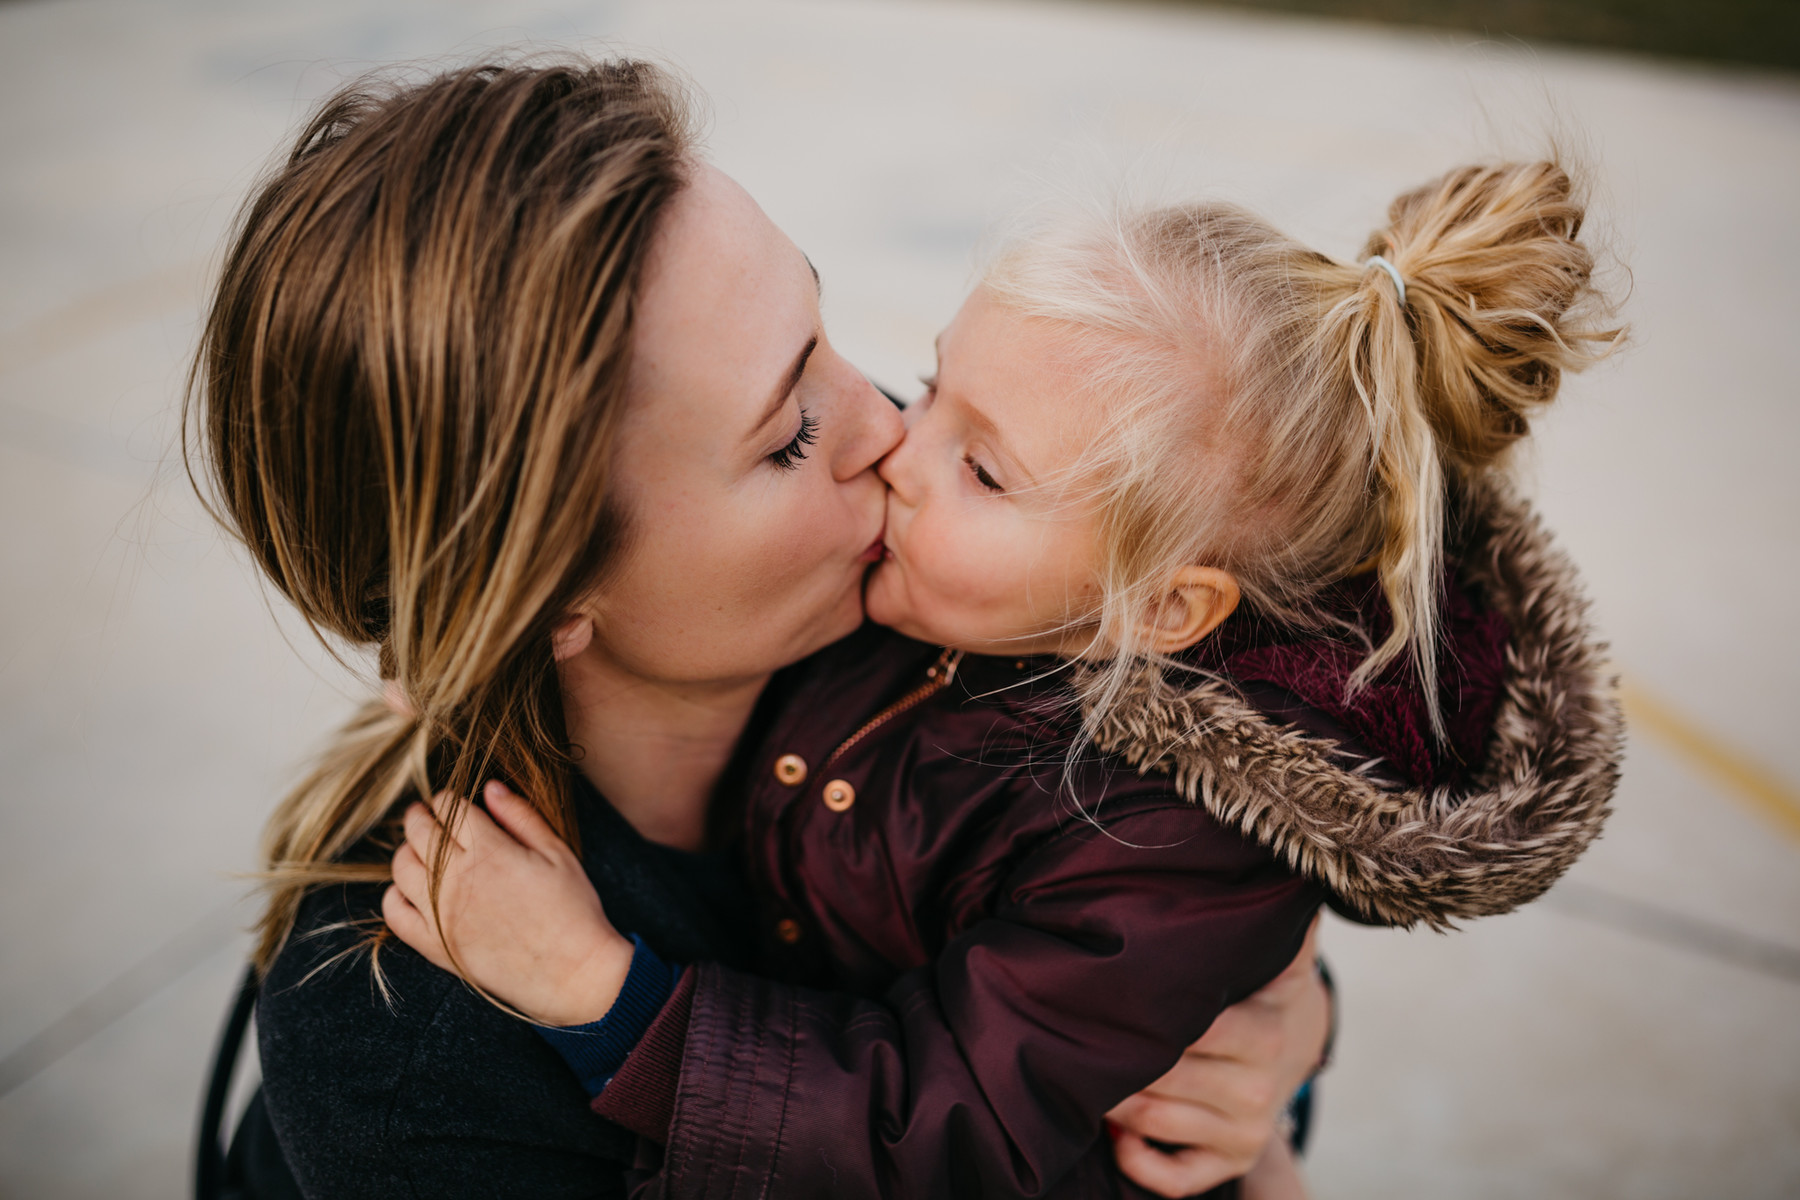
[1239,1136,1310,1200]
[1106,916,1328,1198]
[384,781,635,1027]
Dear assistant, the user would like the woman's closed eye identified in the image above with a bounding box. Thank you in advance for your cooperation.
[769,411,819,471]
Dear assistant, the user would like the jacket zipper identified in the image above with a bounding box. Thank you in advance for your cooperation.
[823,647,964,768]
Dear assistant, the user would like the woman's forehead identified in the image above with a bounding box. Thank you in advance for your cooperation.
[625,164,820,445]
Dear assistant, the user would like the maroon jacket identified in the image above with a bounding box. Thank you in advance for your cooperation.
[594,480,1622,1199]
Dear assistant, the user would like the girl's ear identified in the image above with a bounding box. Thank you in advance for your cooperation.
[550,613,595,662]
[1135,566,1241,655]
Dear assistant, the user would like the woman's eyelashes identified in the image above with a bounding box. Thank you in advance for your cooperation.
[769,411,820,471]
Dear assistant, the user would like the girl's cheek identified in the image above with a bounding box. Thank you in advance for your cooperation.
[904,511,973,616]
[933,511,1019,609]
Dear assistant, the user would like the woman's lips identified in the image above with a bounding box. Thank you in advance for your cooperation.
[859,535,886,564]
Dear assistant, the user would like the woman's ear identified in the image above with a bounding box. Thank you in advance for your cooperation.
[550,613,595,662]
[1136,566,1241,655]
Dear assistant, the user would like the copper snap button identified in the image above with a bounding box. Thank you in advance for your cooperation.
[773,754,808,786]
[775,918,803,944]
[822,779,856,812]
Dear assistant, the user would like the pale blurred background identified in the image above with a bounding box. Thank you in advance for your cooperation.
[1,1,1796,1197]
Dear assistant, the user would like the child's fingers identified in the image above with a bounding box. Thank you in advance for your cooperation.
[405,791,500,860]
[381,881,425,940]
[390,839,432,911]
[402,800,450,862]
[1109,1128,1237,1199]
[481,780,564,859]
[381,884,453,973]
[421,790,489,851]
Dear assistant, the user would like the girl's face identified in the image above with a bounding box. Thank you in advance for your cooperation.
[867,289,1107,656]
[584,164,903,686]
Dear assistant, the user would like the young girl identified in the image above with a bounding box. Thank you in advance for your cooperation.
[387,160,1623,1198]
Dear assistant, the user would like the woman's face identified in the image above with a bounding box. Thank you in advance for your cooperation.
[866,289,1107,656]
[586,163,902,686]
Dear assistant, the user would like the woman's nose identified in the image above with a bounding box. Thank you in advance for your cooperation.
[834,372,905,483]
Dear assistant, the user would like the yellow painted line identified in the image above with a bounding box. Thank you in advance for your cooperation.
[1620,678,1800,843]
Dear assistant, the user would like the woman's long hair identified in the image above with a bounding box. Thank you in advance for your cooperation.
[185,56,694,974]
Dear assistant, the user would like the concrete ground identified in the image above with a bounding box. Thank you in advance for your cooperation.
[1,1,1796,1196]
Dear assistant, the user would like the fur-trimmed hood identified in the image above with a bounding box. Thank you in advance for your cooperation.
[1084,478,1622,929]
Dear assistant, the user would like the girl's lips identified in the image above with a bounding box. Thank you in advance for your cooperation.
[859,535,886,564]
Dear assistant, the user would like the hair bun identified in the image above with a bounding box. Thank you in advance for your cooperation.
[1370,161,1621,475]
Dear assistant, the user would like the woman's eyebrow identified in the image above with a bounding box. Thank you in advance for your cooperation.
[747,333,819,442]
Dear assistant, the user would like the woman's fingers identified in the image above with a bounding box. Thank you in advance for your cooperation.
[1181,915,1329,1079]
[1110,1087,1230,1142]
[1138,1049,1276,1125]
[1241,1136,1311,1200]
[1109,1090,1264,1166]
[1186,998,1286,1067]
[1111,919,1326,1196]
[1267,915,1320,988]
[481,781,563,859]
[1109,1128,1238,1199]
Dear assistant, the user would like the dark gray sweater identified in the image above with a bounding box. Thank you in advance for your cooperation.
[255,778,755,1199]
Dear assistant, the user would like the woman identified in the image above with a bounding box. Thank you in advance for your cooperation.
[189,55,1328,1198]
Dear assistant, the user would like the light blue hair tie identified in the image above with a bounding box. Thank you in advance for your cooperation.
[1365,255,1406,307]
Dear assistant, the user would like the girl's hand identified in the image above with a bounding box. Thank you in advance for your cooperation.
[383,781,634,1027]
[1107,916,1328,1198]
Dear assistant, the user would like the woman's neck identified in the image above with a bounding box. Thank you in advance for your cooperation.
[557,650,768,853]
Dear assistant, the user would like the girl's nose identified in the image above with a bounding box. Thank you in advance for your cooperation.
[875,418,918,506]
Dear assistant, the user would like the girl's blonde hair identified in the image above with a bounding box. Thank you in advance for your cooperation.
[984,161,1622,732]
[185,56,694,973]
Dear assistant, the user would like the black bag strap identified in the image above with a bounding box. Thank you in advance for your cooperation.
[195,964,258,1200]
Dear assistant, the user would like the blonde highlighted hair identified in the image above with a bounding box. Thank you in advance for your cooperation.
[983,160,1622,732]
[185,56,695,973]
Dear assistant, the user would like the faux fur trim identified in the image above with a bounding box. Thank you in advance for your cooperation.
[1084,478,1622,929]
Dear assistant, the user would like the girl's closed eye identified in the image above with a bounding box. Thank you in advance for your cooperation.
[769,411,819,471]
[964,455,1003,493]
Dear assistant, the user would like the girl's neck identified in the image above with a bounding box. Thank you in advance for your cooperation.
[557,650,768,853]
